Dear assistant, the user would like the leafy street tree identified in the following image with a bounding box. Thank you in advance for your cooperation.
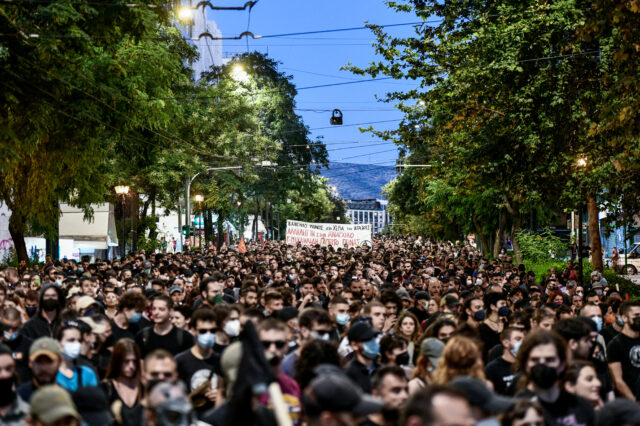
[348,1,638,265]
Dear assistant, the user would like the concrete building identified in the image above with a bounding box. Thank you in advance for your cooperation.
[345,199,391,234]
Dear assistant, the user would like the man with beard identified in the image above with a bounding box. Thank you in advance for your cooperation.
[16,337,62,402]
[1,307,32,383]
[362,366,409,426]
[239,286,258,310]
[257,319,302,426]
[20,283,63,339]
[0,343,29,425]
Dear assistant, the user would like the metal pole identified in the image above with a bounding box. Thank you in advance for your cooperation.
[121,198,126,258]
[578,208,584,286]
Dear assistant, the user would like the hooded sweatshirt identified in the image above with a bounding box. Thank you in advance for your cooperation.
[19,283,63,339]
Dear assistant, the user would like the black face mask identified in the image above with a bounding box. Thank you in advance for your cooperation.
[473,309,486,321]
[529,364,558,389]
[0,376,15,406]
[631,317,640,332]
[26,307,37,318]
[351,291,363,299]
[41,298,59,312]
[396,351,410,366]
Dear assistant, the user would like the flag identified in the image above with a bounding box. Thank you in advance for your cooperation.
[238,236,247,253]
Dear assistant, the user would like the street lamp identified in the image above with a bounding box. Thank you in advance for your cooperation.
[194,194,204,249]
[115,185,130,258]
[231,65,249,83]
[576,156,588,285]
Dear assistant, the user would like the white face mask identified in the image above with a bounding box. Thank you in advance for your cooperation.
[224,319,241,337]
[63,341,82,360]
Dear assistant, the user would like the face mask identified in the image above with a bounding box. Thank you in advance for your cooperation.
[396,351,410,366]
[63,341,82,360]
[0,377,15,406]
[617,316,624,326]
[498,306,511,317]
[336,313,350,326]
[55,279,63,287]
[77,268,84,273]
[197,332,216,349]
[529,364,558,389]
[595,289,603,296]
[262,276,270,283]
[41,298,58,312]
[26,306,37,317]
[83,309,97,317]
[511,340,522,357]
[592,316,603,332]
[466,279,472,286]
[288,274,295,281]
[577,291,584,297]
[474,309,486,321]
[312,331,330,341]
[224,319,241,337]
[210,294,224,305]
[447,285,454,291]
[3,330,18,342]
[286,255,292,260]
[129,312,142,323]
[362,339,380,359]
[631,317,640,332]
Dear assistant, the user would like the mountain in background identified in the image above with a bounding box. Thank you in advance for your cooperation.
[321,163,397,200]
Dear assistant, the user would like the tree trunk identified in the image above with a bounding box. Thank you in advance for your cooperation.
[148,189,157,242]
[472,213,490,255]
[505,200,523,264]
[8,213,28,263]
[217,215,224,250]
[493,209,506,258]
[587,196,603,271]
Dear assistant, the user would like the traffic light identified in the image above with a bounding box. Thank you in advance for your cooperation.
[182,225,191,236]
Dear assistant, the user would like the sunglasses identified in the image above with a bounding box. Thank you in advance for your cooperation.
[260,340,286,349]
[197,328,216,334]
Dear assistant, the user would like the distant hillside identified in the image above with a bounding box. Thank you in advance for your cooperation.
[321,163,397,200]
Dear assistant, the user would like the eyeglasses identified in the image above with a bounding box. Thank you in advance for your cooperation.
[197,328,216,334]
[260,340,286,349]
[149,371,174,379]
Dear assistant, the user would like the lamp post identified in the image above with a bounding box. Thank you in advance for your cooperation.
[194,194,204,249]
[115,185,130,258]
[576,156,587,285]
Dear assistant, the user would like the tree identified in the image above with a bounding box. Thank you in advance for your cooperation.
[347,1,607,263]
[0,0,192,261]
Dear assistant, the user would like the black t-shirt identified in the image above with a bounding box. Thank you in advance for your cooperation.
[484,357,516,396]
[478,323,501,363]
[175,348,221,416]
[606,333,640,399]
[516,389,594,426]
[407,306,429,324]
[601,324,619,346]
[111,321,141,342]
[135,325,194,357]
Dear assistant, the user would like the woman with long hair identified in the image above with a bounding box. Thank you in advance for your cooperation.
[393,311,421,363]
[432,335,488,386]
[102,338,143,410]
[408,337,444,394]
[563,361,603,410]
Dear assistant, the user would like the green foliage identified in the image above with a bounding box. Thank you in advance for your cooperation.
[522,259,568,284]
[603,270,640,300]
[516,228,569,262]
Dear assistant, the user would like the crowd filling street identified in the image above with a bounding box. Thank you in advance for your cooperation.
[1,236,640,426]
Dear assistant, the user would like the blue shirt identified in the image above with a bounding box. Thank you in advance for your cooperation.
[56,365,99,392]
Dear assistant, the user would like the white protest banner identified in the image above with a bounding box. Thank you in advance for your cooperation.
[285,220,372,248]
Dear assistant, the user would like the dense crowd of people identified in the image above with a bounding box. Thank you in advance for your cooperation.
[0,235,639,426]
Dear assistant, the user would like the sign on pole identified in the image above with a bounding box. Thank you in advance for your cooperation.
[285,220,371,248]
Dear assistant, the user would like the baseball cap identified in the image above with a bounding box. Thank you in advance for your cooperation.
[0,342,11,356]
[592,281,603,289]
[168,286,183,295]
[30,385,80,423]
[414,291,429,301]
[72,386,113,426]
[76,295,98,311]
[450,377,514,414]
[66,287,82,299]
[29,337,62,361]
[304,368,383,417]
[79,317,107,334]
[347,321,377,343]
[596,398,640,426]
[420,337,445,367]
[396,287,411,302]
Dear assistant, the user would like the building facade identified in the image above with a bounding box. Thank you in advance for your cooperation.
[345,199,391,234]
